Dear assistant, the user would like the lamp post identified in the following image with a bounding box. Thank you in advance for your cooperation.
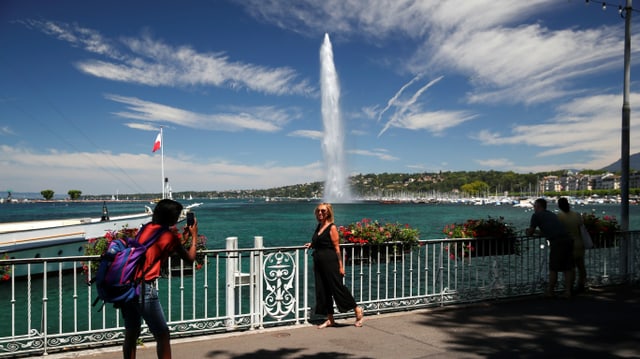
[621,0,632,232]
[621,0,632,276]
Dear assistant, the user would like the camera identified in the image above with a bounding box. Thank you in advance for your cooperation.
[186,212,195,226]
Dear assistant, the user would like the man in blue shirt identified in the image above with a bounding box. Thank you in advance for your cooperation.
[526,198,574,298]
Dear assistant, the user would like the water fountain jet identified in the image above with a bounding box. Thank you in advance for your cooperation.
[320,33,351,203]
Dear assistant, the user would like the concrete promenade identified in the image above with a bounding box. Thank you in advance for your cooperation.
[49,285,640,359]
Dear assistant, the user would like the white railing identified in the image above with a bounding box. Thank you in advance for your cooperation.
[0,232,638,357]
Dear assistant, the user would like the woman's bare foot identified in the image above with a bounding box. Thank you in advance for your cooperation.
[317,319,335,329]
[354,306,364,327]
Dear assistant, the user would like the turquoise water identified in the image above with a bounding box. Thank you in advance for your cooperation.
[1,199,637,248]
[0,198,637,339]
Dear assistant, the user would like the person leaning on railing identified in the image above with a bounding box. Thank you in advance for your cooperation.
[526,198,574,299]
[557,197,586,294]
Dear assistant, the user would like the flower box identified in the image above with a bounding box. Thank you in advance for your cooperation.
[443,217,518,259]
[581,213,620,248]
[339,219,419,263]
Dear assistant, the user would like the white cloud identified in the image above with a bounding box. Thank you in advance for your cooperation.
[106,94,294,132]
[392,110,477,135]
[24,20,314,96]
[235,0,633,108]
[349,148,399,161]
[472,93,640,168]
[0,145,323,194]
[425,25,628,105]
[376,74,423,123]
[125,122,160,132]
[288,129,323,140]
[378,76,445,136]
[475,158,515,169]
[0,126,15,136]
[21,19,123,59]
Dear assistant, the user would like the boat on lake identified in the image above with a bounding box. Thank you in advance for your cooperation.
[0,202,154,275]
[0,200,201,277]
[0,128,205,276]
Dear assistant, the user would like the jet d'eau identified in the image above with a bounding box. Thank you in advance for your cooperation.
[320,33,351,203]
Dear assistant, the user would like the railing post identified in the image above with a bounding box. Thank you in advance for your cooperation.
[620,231,630,281]
[253,236,264,329]
[225,236,238,330]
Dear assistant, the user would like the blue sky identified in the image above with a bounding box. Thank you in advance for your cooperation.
[2,0,640,195]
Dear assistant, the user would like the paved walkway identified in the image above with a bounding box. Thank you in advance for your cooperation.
[48,285,640,359]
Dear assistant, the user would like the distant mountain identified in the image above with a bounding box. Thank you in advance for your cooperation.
[601,152,640,172]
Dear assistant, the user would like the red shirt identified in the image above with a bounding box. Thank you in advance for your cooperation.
[137,223,179,281]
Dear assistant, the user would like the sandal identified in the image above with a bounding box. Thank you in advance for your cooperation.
[354,306,364,327]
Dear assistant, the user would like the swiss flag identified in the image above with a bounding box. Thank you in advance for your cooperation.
[152,133,162,152]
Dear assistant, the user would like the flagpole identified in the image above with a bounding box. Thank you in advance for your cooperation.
[160,127,165,199]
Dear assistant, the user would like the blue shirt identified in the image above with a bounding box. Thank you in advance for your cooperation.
[529,210,568,241]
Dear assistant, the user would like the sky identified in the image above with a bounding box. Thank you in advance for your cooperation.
[2,0,640,196]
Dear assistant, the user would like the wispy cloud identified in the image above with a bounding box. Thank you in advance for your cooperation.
[376,74,422,123]
[236,0,630,107]
[371,75,474,137]
[0,126,15,136]
[378,76,446,136]
[20,19,123,59]
[392,110,477,135]
[473,93,640,167]
[125,122,161,132]
[475,158,515,169]
[106,94,295,132]
[424,25,627,105]
[288,129,323,140]
[349,148,399,161]
[23,19,314,96]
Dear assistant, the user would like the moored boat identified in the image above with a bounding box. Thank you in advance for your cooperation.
[0,204,154,276]
[0,129,202,277]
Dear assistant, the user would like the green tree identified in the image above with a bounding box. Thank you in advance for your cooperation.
[40,189,55,200]
[68,190,82,200]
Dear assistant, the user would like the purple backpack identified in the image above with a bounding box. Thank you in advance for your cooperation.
[91,224,167,310]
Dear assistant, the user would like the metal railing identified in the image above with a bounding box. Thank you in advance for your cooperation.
[0,231,638,357]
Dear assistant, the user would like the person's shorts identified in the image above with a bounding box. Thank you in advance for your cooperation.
[549,237,574,272]
[121,283,168,335]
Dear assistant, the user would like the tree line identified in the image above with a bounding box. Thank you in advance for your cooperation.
[41,169,639,200]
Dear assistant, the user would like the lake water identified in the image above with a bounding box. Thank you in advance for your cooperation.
[0,198,636,341]
[1,199,637,249]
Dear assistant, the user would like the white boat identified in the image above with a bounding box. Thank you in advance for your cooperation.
[513,199,534,208]
[0,128,202,276]
[0,204,154,276]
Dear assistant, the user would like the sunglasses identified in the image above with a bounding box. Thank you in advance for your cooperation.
[316,209,328,213]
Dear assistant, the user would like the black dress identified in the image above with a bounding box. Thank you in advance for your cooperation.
[311,223,357,315]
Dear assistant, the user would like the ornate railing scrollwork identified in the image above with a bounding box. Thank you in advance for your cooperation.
[263,251,296,320]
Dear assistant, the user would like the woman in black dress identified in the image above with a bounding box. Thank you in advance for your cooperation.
[305,203,364,328]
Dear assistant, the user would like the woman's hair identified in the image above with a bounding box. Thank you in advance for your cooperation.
[152,199,183,226]
[315,202,335,223]
[558,197,571,213]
